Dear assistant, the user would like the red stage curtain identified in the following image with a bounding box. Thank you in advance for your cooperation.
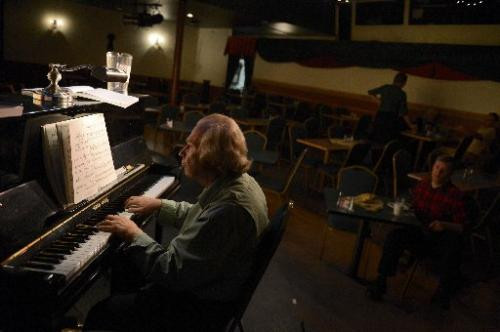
[224,37,257,57]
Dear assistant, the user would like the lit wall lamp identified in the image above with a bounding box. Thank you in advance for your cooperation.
[48,18,63,32]
[148,33,165,48]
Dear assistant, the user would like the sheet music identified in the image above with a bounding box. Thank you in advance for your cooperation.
[76,88,138,108]
[41,123,67,205]
[80,114,117,189]
[55,114,117,205]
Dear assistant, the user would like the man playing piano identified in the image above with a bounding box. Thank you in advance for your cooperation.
[367,155,467,309]
[84,114,269,331]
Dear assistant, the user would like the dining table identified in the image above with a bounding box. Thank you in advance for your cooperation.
[324,188,420,279]
[400,130,444,170]
[235,117,270,131]
[297,138,358,164]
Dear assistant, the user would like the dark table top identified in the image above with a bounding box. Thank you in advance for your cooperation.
[324,188,421,227]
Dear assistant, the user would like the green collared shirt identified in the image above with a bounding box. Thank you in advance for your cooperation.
[126,173,269,301]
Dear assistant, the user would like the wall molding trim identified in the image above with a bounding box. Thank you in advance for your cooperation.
[252,79,487,131]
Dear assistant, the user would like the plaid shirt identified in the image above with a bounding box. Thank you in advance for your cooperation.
[412,179,466,225]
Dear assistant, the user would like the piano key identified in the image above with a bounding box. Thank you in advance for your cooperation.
[21,175,175,280]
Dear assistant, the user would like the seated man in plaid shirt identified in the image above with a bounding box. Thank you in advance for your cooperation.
[367,155,466,309]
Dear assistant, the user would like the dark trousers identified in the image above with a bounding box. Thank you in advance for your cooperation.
[84,251,234,332]
[377,227,463,296]
[371,112,398,144]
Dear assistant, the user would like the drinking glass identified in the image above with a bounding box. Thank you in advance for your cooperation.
[106,51,133,94]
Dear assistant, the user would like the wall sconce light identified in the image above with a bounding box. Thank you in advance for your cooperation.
[148,33,165,48]
[48,18,63,32]
[186,13,194,18]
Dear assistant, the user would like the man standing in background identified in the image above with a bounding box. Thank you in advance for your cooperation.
[369,72,414,143]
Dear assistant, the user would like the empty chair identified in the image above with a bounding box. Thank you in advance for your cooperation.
[288,125,320,187]
[254,148,308,203]
[317,104,334,135]
[327,125,347,139]
[304,116,320,138]
[372,139,401,195]
[182,92,200,107]
[183,110,204,130]
[453,135,474,162]
[392,149,413,200]
[293,101,311,122]
[230,107,249,119]
[208,101,226,114]
[317,141,372,189]
[244,130,267,155]
[245,130,279,167]
[225,201,292,332]
[320,166,378,259]
[470,192,500,266]
[353,115,372,140]
[265,115,286,152]
[372,139,401,174]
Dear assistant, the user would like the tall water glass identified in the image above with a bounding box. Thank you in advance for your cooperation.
[106,51,133,94]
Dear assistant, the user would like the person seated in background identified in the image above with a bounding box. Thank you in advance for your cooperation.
[368,72,415,143]
[84,114,269,331]
[367,155,467,309]
[464,112,499,167]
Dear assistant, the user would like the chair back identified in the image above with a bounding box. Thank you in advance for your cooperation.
[293,102,310,122]
[372,139,401,174]
[244,130,267,153]
[182,92,200,106]
[230,107,249,119]
[225,201,292,332]
[454,135,474,161]
[327,125,346,139]
[317,104,333,133]
[281,148,308,195]
[288,124,307,162]
[330,166,377,232]
[304,116,320,138]
[353,115,372,140]
[337,166,378,196]
[183,111,204,130]
[265,116,286,151]
[473,193,500,231]
[208,101,226,114]
[392,149,413,199]
[342,142,371,168]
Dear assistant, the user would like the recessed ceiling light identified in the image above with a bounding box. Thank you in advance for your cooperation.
[186,13,194,18]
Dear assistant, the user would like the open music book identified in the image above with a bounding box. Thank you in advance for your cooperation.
[22,86,139,108]
[42,113,117,207]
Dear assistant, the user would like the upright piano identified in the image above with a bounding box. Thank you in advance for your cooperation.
[0,94,180,331]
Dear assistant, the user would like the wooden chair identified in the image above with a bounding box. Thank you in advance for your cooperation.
[320,166,378,259]
[392,149,413,200]
[254,148,309,204]
[470,192,500,268]
[372,139,400,195]
[317,142,372,189]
